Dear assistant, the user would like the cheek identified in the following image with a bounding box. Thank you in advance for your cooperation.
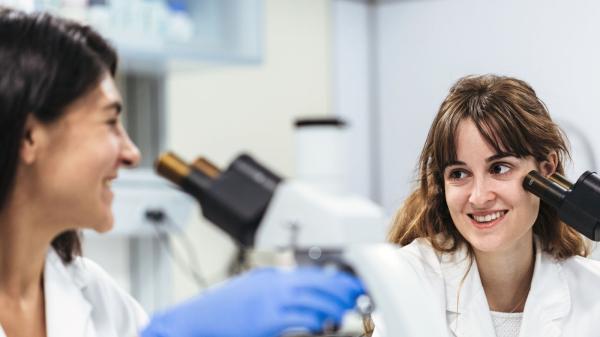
[499,179,536,206]
[516,190,541,226]
[58,140,119,182]
[444,185,467,212]
[444,186,468,226]
[497,179,540,226]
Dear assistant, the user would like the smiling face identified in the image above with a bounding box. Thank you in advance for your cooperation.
[28,74,141,233]
[443,119,543,254]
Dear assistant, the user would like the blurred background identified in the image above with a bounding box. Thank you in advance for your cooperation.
[2,0,598,313]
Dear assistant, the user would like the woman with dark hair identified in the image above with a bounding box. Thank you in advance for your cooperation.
[0,7,364,337]
[369,75,600,337]
[0,7,146,337]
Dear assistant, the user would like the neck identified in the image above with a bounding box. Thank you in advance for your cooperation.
[473,232,535,313]
[0,198,57,299]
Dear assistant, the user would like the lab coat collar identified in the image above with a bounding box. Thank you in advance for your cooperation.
[442,237,570,337]
[440,243,495,335]
[44,249,96,337]
[519,242,570,337]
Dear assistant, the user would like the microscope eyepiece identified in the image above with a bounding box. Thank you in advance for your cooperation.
[155,151,282,247]
[155,152,191,186]
[523,170,600,241]
[523,170,567,209]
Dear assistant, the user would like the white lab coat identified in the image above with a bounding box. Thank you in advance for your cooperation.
[373,237,600,337]
[0,249,148,337]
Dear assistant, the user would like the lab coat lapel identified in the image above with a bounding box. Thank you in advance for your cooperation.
[443,239,571,337]
[442,245,496,337]
[518,243,570,337]
[44,250,96,337]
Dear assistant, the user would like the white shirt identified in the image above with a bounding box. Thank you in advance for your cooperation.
[373,237,600,337]
[490,311,522,337]
[0,249,148,337]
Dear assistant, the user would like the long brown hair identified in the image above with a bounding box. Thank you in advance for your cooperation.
[389,74,587,259]
[363,74,587,337]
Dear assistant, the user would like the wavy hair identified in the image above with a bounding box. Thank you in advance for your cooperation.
[363,74,588,337]
[389,74,587,259]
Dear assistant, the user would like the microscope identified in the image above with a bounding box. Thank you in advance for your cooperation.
[155,151,451,337]
[523,170,600,241]
[154,149,600,336]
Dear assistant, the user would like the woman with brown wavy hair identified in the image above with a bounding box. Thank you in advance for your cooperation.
[371,74,599,337]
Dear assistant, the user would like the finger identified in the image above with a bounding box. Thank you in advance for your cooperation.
[289,269,365,307]
[296,286,355,310]
[290,268,365,295]
[283,292,348,324]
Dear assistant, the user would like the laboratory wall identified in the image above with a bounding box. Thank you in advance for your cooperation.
[165,0,334,302]
[331,0,375,200]
[375,0,600,214]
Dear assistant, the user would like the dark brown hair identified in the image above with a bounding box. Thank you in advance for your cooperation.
[389,74,587,259]
[0,8,117,263]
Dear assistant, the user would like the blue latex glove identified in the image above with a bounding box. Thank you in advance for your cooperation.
[141,267,365,337]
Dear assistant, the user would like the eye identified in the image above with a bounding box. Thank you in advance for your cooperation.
[448,169,468,181]
[490,163,511,175]
[107,117,123,132]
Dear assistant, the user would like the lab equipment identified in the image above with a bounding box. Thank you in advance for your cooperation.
[140,267,364,337]
[523,170,600,241]
[155,151,451,337]
[294,117,348,195]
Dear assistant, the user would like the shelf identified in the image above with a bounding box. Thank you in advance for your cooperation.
[8,0,264,73]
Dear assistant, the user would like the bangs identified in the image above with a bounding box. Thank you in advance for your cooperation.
[433,100,534,173]
[473,107,533,159]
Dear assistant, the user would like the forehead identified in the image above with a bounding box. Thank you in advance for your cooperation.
[437,116,519,171]
[78,75,121,109]
[96,75,121,102]
[62,75,121,122]
[455,119,497,160]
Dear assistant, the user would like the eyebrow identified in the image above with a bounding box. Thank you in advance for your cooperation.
[103,101,122,115]
[444,152,518,168]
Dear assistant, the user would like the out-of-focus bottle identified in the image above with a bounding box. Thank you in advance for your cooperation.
[143,0,169,41]
[59,0,87,22]
[87,0,111,35]
[165,0,194,42]
[5,0,35,12]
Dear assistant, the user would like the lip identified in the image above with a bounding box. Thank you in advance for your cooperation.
[103,175,118,184]
[102,175,118,196]
[105,174,118,181]
[468,210,508,230]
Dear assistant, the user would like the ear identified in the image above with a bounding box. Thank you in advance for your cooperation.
[539,151,558,177]
[20,115,46,165]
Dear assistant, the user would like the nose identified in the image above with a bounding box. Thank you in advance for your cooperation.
[468,175,495,208]
[119,130,141,168]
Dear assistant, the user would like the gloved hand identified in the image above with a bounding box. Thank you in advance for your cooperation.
[140,267,365,337]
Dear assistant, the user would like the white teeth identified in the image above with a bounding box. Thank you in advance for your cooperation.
[104,180,112,188]
[473,211,505,223]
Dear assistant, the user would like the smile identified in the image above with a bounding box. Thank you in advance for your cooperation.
[467,210,508,228]
[103,175,117,188]
[103,179,113,188]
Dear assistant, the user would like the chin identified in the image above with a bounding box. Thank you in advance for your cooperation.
[94,224,114,233]
[92,214,114,233]
[466,233,509,253]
